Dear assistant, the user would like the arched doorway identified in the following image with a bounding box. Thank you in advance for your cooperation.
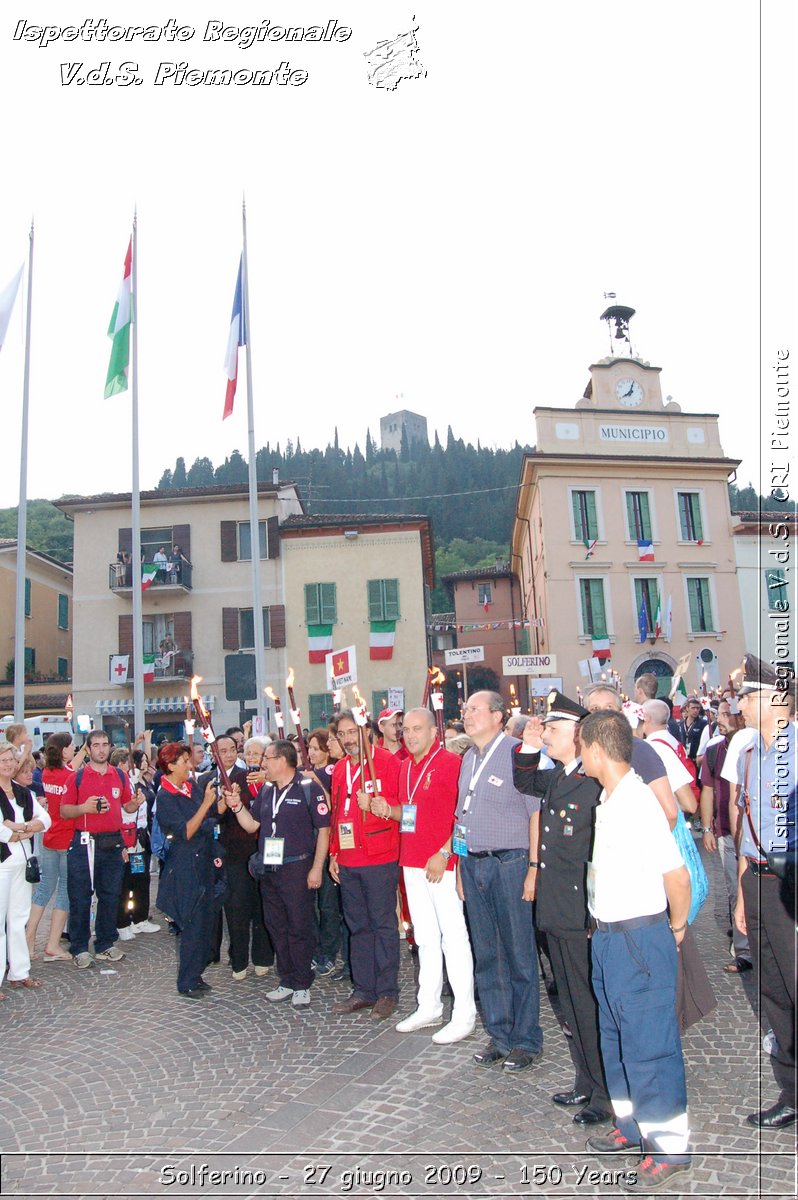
[630,655,675,699]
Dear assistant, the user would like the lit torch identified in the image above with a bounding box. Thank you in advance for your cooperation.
[286,667,311,770]
[190,676,232,790]
[429,667,446,742]
[701,670,708,697]
[509,682,521,718]
[265,686,285,738]
[421,666,436,708]
[352,685,379,797]
[728,666,742,714]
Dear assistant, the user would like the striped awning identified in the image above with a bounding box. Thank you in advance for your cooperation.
[95,695,215,716]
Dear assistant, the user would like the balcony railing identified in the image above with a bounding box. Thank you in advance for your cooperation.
[109,650,195,684]
[109,556,193,593]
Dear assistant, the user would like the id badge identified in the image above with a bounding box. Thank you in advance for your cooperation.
[262,837,285,866]
[400,805,417,834]
[129,852,146,874]
[452,823,468,857]
[80,831,91,846]
[338,822,356,850]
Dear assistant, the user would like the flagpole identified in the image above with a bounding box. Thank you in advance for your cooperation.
[242,199,267,719]
[130,211,145,734]
[13,221,34,721]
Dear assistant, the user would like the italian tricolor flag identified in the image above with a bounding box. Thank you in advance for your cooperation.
[141,564,159,590]
[308,624,333,664]
[369,620,396,661]
[105,240,132,398]
[592,636,611,661]
[142,654,155,683]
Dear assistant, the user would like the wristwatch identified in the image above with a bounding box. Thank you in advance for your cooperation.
[700,826,712,834]
[439,849,452,862]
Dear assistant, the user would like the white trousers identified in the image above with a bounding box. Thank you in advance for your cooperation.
[403,865,476,1023]
[0,857,33,985]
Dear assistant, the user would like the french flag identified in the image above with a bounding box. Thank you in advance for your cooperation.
[637,538,655,562]
[223,256,246,420]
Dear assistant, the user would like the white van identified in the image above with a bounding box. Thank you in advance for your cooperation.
[0,714,75,752]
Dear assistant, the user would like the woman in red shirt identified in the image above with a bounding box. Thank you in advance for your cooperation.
[25,733,77,961]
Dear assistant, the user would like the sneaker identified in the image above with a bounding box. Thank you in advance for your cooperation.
[292,989,311,1007]
[253,964,273,977]
[313,957,336,977]
[330,965,349,982]
[587,1127,638,1156]
[73,952,95,969]
[95,946,125,962]
[395,1010,444,1034]
[117,927,136,941]
[620,1156,691,1192]
[266,985,294,1002]
[132,920,161,933]
[232,968,248,981]
[432,1017,476,1044]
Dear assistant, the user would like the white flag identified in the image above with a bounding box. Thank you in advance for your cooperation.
[0,265,24,350]
[109,654,130,684]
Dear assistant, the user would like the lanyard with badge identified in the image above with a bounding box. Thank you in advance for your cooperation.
[401,745,442,833]
[453,736,504,857]
[337,759,362,850]
[262,783,291,866]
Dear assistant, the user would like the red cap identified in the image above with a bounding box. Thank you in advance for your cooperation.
[377,708,402,723]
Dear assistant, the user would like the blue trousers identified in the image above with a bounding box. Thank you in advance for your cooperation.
[66,833,125,956]
[591,918,689,1160]
[460,850,542,1054]
[338,861,400,1002]
[175,900,214,993]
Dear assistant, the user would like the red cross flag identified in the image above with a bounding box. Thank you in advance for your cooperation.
[109,655,130,684]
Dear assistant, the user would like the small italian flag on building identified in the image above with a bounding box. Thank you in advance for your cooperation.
[307,624,334,664]
[105,239,132,398]
[141,564,159,590]
[592,636,611,661]
[369,620,396,660]
[142,654,155,683]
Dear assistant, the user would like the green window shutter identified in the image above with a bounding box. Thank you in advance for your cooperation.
[628,493,652,541]
[257,521,267,560]
[368,579,384,621]
[262,607,271,646]
[691,497,703,542]
[58,593,69,629]
[57,657,68,678]
[765,568,788,612]
[626,493,637,538]
[639,494,652,541]
[590,580,607,636]
[239,608,255,647]
[25,577,31,617]
[308,692,334,727]
[372,690,386,718]
[634,578,645,615]
[24,646,35,671]
[571,492,581,539]
[320,583,337,624]
[585,492,598,540]
[699,579,712,629]
[687,578,711,631]
[383,579,400,620]
[305,583,321,626]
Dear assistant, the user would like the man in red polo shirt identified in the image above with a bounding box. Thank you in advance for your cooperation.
[329,708,401,1020]
[373,707,476,1044]
[61,730,143,968]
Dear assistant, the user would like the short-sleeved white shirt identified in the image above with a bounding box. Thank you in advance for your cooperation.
[646,731,693,791]
[720,727,758,786]
[587,769,685,923]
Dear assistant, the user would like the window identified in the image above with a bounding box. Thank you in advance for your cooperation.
[625,491,652,541]
[634,578,660,634]
[24,646,35,672]
[57,593,69,630]
[579,579,607,636]
[765,568,788,612]
[677,492,704,542]
[368,578,400,621]
[239,607,271,648]
[571,490,598,543]
[238,520,268,561]
[24,577,31,617]
[478,583,492,606]
[57,657,68,678]
[686,577,713,633]
[140,527,173,560]
[308,692,334,728]
[305,583,337,626]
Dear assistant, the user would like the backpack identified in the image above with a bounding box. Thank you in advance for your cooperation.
[150,808,170,861]
[654,737,700,803]
[75,765,128,794]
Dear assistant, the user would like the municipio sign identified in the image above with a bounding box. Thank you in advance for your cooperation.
[445,646,485,665]
[502,654,558,675]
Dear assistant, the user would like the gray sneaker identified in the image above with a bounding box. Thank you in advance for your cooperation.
[73,952,95,969]
[95,946,125,962]
[292,989,311,1007]
[266,985,294,1002]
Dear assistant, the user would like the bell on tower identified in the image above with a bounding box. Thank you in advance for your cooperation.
[600,303,636,356]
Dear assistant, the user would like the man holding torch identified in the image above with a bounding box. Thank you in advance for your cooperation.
[328,708,402,1019]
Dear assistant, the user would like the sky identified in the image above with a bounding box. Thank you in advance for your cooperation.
[0,0,792,509]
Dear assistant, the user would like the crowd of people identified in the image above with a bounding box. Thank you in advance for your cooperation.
[1,650,795,1194]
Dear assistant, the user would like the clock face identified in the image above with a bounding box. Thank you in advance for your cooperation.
[616,378,644,406]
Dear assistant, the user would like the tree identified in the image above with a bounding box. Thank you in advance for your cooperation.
[156,468,173,490]
[186,457,215,487]
[172,457,188,489]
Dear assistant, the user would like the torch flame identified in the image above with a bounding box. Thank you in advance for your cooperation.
[352,685,363,706]
[431,667,446,686]
[286,667,295,689]
[729,668,742,683]
[702,671,708,683]
[265,686,277,702]
[190,675,202,701]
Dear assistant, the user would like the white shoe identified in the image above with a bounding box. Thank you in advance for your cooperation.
[117,927,136,941]
[432,1018,476,1045]
[266,985,294,1002]
[395,1010,444,1034]
[232,968,248,981]
[253,964,272,977]
[132,920,161,933]
[292,989,311,1007]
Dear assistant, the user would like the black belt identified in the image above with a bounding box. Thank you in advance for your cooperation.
[262,851,311,873]
[590,910,668,934]
[745,857,776,877]
[468,848,517,859]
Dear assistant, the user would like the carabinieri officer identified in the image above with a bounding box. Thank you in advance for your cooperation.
[223,739,330,1009]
